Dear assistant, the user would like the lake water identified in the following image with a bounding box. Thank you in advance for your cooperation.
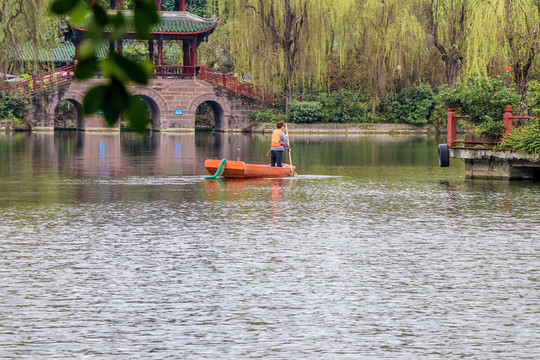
[0,131,539,359]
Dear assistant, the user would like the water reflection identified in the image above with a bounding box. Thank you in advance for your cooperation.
[0,131,539,359]
[1,131,454,180]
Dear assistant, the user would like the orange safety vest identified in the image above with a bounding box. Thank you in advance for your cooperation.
[271,128,283,148]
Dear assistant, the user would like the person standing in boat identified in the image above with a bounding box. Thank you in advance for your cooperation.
[270,121,290,167]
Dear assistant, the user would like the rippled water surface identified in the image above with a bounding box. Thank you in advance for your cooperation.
[1,132,539,359]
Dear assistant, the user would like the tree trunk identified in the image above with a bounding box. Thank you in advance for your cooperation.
[286,84,292,115]
[371,93,378,116]
[514,69,529,117]
[444,51,461,88]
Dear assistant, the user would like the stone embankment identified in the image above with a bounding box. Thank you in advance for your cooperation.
[251,123,429,134]
[450,148,540,180]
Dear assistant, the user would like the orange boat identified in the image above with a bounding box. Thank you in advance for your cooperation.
[204,159,296,179]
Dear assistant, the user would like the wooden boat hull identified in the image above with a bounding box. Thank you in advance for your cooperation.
[205,159,296,178]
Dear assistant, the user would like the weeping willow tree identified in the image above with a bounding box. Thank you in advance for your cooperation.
[417,0,471,87]
[343,0,426,114]
[0,0,60,78]
[208,0,355,113]
[467,0,540,114]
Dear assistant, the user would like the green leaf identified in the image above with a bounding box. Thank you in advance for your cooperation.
[134,0,159,39]
[99,56,123,82]
[50,0,80,15]
[74,56,98,80]
[82,85,108,115]
[139,60,154,76]
[110,12,127,39]
[68,0,90,25]
[92,3,109,26]
[113,53,149,85]
[78,41,97,59]
[102,78,130,126]
[86,18,105,42]
[126,96,151,133]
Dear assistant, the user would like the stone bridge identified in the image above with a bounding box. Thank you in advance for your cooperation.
[28,78,263,132]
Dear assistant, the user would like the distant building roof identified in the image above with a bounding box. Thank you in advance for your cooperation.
[70,11,218,36]
[4,42,75,63]
[5,42,123,63]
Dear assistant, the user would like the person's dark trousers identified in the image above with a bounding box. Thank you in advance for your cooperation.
[270,150,283,167]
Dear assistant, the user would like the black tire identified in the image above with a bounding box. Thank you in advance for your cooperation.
[438,144,450,167]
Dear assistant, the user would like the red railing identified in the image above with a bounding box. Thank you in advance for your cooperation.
[1,64,283,105]
[447,105,540,148]
[199,65,283,104]
[0,65,75,96]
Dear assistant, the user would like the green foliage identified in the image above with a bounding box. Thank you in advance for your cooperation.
[1,0,62,77]
[213,0,357,112]
[318,91,372,123]
[198,25,234,73]
[55,100,77,129]
[289,101,324,124]
[437,77,521,136]
[528,80,540,116]
[497,120,540,155]
[50,0,159,133]
[122,41,149,63]
[379,84,435,127]
[249,109,289,124]
[0,92,29,120]
[158,0,208,16]
[428,102,448,127]
[187,0,210,17]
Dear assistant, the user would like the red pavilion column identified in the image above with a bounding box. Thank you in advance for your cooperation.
[157,35,163,73]
[176,0,186,11]
[191,35,197,74]
[149,39,154,65]
[183,40,191,74]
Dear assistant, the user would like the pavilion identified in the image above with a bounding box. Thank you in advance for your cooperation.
[67,0,218,76]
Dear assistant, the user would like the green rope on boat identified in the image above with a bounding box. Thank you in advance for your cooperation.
[204,158,227,179]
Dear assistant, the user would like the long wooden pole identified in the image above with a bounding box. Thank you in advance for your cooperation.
[285,123,293,167]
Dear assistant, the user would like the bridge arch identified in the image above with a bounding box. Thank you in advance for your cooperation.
[54,99,84,130]
[130,86,167,131]
[54,90,85,130]
[30,78,257,131]
[188,93,232,131]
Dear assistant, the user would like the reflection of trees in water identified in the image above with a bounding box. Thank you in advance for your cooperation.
[283,134,436,168]
[196,132,255,161]
[120,132,157,155]
[283,134,428,144]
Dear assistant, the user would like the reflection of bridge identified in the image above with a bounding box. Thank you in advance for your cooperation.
[21,132,256,180]
[12,65,281,132]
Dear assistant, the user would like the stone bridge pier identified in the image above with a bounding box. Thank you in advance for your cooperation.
[29,78,263,132]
